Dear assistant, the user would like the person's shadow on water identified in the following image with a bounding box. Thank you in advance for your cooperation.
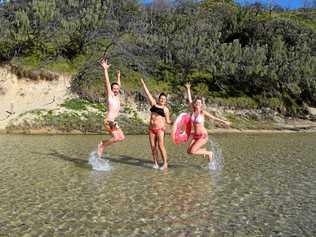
[32,150,156,169]
[32,150,192,170]
[108,155,153,169]
[32,150,89,168]
[111,155,188,170]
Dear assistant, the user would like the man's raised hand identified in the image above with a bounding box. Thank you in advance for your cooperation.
[100,58,111,71]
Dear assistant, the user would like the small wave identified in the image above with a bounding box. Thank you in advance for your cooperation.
[88,151,111,171]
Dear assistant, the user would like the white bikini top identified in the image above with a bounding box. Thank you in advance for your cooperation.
[191,112,204,125]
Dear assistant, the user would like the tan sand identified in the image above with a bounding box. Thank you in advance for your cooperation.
[0,66,72,129]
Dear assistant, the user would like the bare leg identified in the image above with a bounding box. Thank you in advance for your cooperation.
[149,131,159,168]
[97,138,116,157]
[97,129,125,158]
[187,138,213,161]
[157,131,168,170]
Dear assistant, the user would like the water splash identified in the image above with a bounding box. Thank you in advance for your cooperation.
[88,151,111,171]
[207,139,224,171]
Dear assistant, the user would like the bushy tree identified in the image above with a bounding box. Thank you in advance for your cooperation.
[0,0,315,115]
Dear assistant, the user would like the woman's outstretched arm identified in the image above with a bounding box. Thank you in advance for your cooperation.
[204,111,231,128]
[140,78,156,106]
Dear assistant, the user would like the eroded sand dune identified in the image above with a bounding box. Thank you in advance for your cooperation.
[0,66,71,129]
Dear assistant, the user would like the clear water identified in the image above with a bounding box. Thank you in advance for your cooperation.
[0,134,315,236]
[89,151,112,172]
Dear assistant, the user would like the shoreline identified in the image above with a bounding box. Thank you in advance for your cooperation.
[1,127,316,135]
[208,128,316,134]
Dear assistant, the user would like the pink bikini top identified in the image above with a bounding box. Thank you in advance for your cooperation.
[191,112,204,125]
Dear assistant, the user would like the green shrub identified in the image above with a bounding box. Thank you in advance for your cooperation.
[61,98,90,111]
[208,96,259,109]
[44,57,75,74]
[258,97,285,111]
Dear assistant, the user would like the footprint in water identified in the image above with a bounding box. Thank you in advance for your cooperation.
[89,151,111,171]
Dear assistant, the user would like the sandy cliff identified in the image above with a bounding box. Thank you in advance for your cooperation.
[0,66,72,129]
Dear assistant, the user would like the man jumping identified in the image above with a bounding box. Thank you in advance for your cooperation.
[97,58,125,158]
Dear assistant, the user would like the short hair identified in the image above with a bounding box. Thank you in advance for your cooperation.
[158,92,167,99]
[111,82,120,90]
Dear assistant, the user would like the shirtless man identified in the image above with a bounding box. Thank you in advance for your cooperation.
[97,58,125,158]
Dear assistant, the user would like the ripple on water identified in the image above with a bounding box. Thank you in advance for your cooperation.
[0,134,315,236]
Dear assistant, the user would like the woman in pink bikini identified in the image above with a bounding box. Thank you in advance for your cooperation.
[140,78,172,170]
[97,58,125,158]
[185,83,230,163]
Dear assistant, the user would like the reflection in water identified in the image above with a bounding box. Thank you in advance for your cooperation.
[0,134,315,236]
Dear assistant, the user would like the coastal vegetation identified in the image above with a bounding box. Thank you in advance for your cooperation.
[0,0,315,117]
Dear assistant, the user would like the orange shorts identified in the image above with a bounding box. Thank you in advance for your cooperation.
[104,120,120,133]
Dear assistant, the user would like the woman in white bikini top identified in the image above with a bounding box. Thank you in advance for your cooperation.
[191,113,205,125]
[185,83,231,165]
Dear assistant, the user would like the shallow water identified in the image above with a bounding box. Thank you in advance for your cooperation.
[0,134,315,236]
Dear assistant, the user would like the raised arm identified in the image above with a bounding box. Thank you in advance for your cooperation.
[140,78,156,106]
[116,69,121,87]
[185,83,193,105]
[100,58,112,97]
[203,111,231,128]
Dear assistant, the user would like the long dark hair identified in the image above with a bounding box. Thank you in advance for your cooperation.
[158,92,167,99]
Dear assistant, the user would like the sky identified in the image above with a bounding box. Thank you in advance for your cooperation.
[142,0,311,9]
[235,0,310,9]
[0,0,311,9]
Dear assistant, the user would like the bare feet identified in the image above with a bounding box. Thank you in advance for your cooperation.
[208,152,217,170]
[153,163,160,169]
[160,163,168,171]
[207,152,213,162]
[203,152,213,161]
